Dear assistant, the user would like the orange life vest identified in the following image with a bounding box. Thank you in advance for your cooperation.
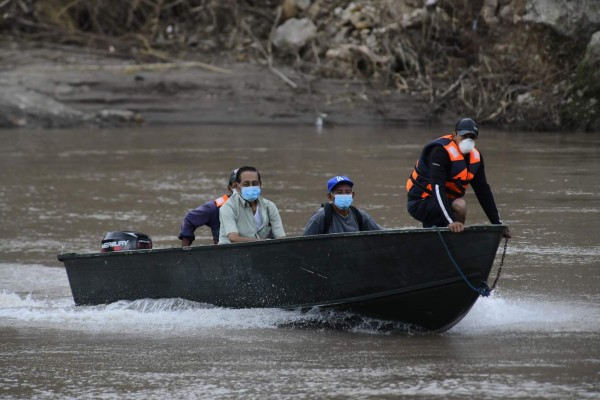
[406,135,481,199]
[214,194,229,207]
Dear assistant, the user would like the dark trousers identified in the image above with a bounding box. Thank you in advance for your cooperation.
[407,198,450,228]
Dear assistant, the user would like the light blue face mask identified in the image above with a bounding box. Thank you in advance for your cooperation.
[332,194,353,210]
[241,186,261,202]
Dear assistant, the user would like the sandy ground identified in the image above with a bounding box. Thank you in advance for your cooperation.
[0,41,430,129]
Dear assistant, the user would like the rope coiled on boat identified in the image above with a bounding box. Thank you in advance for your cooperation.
[437,230,508,297]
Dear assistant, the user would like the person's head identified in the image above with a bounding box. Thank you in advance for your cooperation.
[227,168,239,193]
[453,117,479,154]
[235,166,262,202]
[326,176,354,211]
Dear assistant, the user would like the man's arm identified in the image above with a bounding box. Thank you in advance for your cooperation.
[429,147,455,224]
[267,202,286,238]
[471,157,511,238]
[226,232,261,243]
[218,203,238,244]
[470,155,501,224]
[178,202,214,245]
[302,209,325,236]
[358,209,382,231]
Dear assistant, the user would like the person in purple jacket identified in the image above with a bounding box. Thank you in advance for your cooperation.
[179,169,238,246]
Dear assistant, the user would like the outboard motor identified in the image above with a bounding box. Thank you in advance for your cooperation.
[100,231,152,252]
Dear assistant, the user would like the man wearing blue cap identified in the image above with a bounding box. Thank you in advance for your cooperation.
[179,169,238,246]
[303,175,381,236]
[406,117,510,238]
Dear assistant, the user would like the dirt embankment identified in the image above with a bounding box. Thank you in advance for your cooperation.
[1,0,599,131]
[0,41,428,129]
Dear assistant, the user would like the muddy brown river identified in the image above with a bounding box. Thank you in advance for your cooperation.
[1,125,599,399]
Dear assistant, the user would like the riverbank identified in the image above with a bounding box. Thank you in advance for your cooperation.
[0,40,429,129]
[1,0,599,131]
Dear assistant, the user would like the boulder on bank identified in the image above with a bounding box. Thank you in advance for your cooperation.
[272,17,317,52]
[0,83,140,129]
[523,0,600,38]
[560,31,600,131]
[0,84,87,128]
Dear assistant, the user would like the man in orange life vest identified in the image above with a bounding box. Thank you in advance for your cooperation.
[179,169,238,246]
[406,118,510,237]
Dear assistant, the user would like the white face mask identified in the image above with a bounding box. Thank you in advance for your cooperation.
[459,138,475,154]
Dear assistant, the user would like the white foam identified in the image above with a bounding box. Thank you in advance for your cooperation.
[2,263,598,335]
[0,292,306,333]
[450,293,600,334]
[1,289,598,335]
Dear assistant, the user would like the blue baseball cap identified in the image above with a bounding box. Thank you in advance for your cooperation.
[327,176,354,192]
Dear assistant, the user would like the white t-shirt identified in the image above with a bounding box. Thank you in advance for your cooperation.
[254,204,263,229]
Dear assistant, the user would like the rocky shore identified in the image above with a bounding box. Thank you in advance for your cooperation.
[1,0,599,131]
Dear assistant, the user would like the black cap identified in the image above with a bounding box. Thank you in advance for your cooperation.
[228,169,239,186]
[455,118,479,138]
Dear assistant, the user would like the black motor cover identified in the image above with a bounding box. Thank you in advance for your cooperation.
[100,231,152,252]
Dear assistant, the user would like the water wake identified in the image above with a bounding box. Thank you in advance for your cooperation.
[452,293,600,334]
[1,290,598,335]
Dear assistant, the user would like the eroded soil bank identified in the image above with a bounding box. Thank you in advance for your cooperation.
[1,0,599,131]
[0,40,428,129]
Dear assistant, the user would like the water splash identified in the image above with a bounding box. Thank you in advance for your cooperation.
[451,293,600,334]
[1,290,598,335]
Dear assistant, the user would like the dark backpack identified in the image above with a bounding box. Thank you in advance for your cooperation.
[321,203,365,234]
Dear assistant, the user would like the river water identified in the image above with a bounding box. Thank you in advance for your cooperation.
[0,125,599,399]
